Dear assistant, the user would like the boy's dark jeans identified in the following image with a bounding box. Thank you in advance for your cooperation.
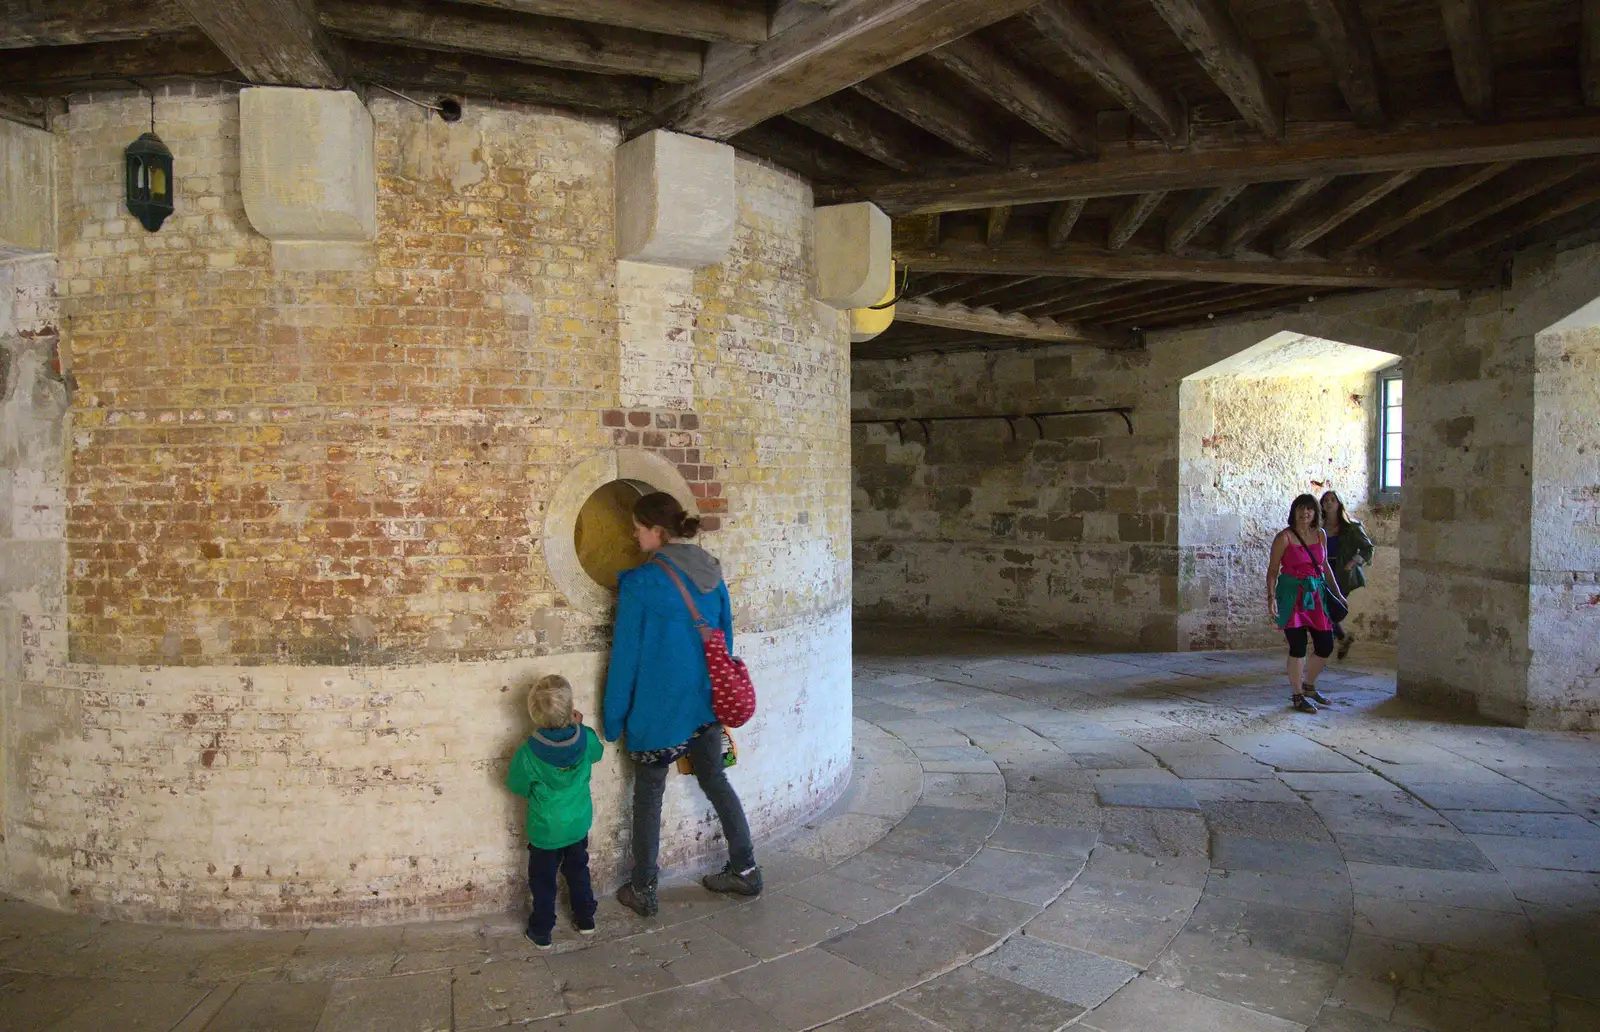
[527,837,596,937]
[631,726,755,889]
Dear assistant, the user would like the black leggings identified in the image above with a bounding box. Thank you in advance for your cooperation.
[1284,627,1334,659]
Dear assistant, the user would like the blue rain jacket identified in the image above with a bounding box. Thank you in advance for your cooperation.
[601,555,734,752]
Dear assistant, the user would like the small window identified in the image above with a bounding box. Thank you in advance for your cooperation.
[1379,369,1402,494]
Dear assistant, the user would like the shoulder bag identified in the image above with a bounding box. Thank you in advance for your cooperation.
[652,558,757,729]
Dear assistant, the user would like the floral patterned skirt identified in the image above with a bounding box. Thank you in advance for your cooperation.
[628,721,719,767]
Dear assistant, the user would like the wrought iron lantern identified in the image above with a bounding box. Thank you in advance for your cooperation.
[125,131,174,232]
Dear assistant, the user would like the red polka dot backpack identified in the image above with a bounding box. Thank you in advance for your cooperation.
[653,558,757,729]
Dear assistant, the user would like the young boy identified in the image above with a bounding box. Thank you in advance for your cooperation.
[505,673,603,948]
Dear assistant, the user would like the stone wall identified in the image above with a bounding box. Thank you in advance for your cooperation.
[852,347,1174,648]
[855,239,1600,727]
[1178,367,1397,650]
[1529,307,1600,728]
[1,86,853,926]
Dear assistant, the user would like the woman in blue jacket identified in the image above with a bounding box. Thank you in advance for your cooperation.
[603,492,759,918]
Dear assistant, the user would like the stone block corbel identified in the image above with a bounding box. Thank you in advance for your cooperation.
[239,87,376,271]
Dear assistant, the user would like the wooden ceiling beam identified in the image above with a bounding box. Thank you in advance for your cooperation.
[1078,282,1219,321]
[1274,170,1420,254]
[1047,199,1087,250]
[936,275,1021,304]
[1326,162,1512,256]
[0,31,235,91]
[1109,192,1168,250]
[1147,0,1282,138]
[1025,0,1187,145]
[1222,177,1333,254]
[1017,280,1120,312]
[1302,0,1387,127]
[730,122,872,182]
[894,298,1134,347]
[1037,280,1162,316]
[1439,0,1494,121]
[643,0,1044,139]
[866,115,1600,214]
[321,0,700,83]
[892,240,1480,289]
[0,0,190,49]
[959,275,1041,306]
[853,67,1009,165]
[1387,158,1593,256]
[784,95,930,171]
[906,273,983,298]
[985,206,1013,245]
[1139,285,1320,328]
[346,42,654,117]
[175,0,343,87]
[1585,0,1600,108]
[445,0,767,46]
[1165,183,1245,252]
[984,277,1090,311]
[1106,283,1273,323]
[1437,177,1600,257]
[925,35,1096,156]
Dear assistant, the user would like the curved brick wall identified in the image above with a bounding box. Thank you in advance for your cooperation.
[2,86,851,926]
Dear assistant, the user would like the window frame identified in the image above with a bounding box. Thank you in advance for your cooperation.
[1375,366,1403,502]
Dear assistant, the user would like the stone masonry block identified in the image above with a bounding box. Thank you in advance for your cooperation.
[815,201,891,310]
[615,129,735,269]
[0,119,55,256]
[239,88,375,245]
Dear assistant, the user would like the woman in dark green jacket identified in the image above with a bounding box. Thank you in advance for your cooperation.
[1320,491,1375,660]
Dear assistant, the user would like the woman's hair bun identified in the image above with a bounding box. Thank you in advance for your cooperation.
[633,491,700,539]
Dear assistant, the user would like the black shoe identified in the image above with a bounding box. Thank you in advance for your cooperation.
[573,915,596,936]
[616,881,657,918]
[1336,634,1355,661]
[1291,694,1319,714]
[1303,684,1331,706]
[702,864,763,897]
[525,928,552,950]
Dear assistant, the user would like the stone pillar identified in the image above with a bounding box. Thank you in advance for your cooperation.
[1528,298,1600,728]
[1398,242,1600,728]
[238,87,376,269]
[0,120,54,257]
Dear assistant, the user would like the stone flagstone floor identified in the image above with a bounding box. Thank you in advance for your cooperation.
[3,625,1599,1031]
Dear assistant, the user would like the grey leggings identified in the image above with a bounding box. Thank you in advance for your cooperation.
[629,726,755,888]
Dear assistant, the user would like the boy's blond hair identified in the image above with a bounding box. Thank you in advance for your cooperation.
[526,674,573,729]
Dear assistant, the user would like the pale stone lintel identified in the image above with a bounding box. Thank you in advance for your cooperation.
[615,130,736,269]
[0,119,55,256]
[814,201,892,311]
[239,87,376,247]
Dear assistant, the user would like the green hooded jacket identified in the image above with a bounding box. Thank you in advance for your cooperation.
[505,725,603,850]
[1329,518,1376,594]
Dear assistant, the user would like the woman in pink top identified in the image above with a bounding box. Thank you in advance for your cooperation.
[1266,494,1349,713]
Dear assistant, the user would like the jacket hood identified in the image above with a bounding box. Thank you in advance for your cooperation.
[653,543,723,593]
[527,724,587,768]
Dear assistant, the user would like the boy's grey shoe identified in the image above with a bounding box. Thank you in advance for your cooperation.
[702,864,762,897]
[616,881,657,918]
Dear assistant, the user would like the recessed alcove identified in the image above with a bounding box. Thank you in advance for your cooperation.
[542,449,698,615]
[574,478,649,589]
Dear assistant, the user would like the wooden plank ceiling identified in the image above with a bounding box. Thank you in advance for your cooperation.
[4,0,1600,358]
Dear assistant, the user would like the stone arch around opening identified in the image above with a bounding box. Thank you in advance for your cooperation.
[542,449,698,616]
[1178,331,1401,651]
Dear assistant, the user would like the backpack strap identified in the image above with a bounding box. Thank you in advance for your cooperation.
[652,557,711,631]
